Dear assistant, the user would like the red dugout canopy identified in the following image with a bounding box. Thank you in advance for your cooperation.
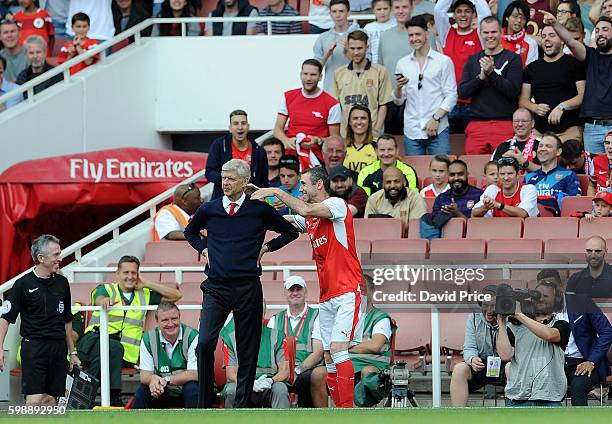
[0,148,207,283]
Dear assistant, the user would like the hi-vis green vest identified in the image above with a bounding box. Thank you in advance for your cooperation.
[142,323,198,397]
[272,307,319,365]
[350,308,397,373]
[85,283,151,364]
[220,317,284,379]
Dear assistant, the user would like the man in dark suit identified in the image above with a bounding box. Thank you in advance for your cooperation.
[184,159,298,408]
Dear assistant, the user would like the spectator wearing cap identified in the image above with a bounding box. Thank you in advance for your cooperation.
[524,132,581,216]
[560,139,598,195]
[329,165,369,217]
[153,184,202,241]
[472,157,539,218]
[519,24,586,142]
[590,130,612,193]
[490,108,541,173]
[365,166,427,235]
[261,138,285,187]
[458,16,522,155]
[434,0,491,134]
[267,276,323,407]
[322,136,347,173]
[585,190,612,221]
[206,109,269,200]
[541,11,612,154]
[357,133,418,196]
[433,159,483,218]
[266,155,301,215]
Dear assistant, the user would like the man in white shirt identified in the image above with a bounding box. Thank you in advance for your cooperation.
[66,0,115,41]
[393,15,457,155]
[134,302,199,408]
[152,183,201,241]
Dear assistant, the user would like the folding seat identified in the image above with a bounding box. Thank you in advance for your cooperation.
[180,310,201,329]
[177,282,203,303]
[402,155,434,185]
[523,217,579,241]
[458,155,491,183]
[264,240,314,263]
[144,241,200,263]
[392,310,431,354]
[466,217,523,239]
[577,174,590,195]
[159,261,203,284]
[70,283,98,304]
[353,218,403,240]
[371,239,428,261]
[560,196,594,217]
[578,217,612,239]
[439,312,471,371]
[407,218,421,239]
[442,217,466,239]
[537,204,555,217]
[544,238,587,262]
[429,239,486,262]
[486,239,543,261]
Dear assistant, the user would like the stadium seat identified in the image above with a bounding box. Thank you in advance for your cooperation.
[370,239,428,261]
[393,311,431,354]
[160,261,204,284]
[578,217,612,239]
[441,217,466,239]
[439,312,470,361]
[144,241,200,263]
[458,155,491,183]
[402,155,434,185]
[466,217,523,239]
[70,282,97,304]
[560,196,594,217]
[537,204,555,217]
[264,239,314,263]
[577,174,590,195]
[278,261,318,281]
[180,309,201,329]
[429,239,486,262]
[523,217,579,240]
[177,282,202,303]
[544,238,587,262]
[353,218,403,240]
[486,239,544,261]
[422,176,477,189]
[407,218,421,239]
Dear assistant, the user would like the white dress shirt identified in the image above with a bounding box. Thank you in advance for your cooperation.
[393,49,457,140]
[222,193,246,215]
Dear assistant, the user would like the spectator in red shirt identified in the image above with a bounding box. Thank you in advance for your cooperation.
[329,165,369,217]
[205,109,269,200]
[57,13,99,75]
[12,0,55,55]
[590,130,612,193]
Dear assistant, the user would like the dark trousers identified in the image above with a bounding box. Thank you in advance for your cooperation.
[132,381,199,409]
[76,331,125,391]
[197,277,263,408]
[565,357,601,406]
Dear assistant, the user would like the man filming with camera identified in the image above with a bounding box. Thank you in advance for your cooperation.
[496,281,570,407]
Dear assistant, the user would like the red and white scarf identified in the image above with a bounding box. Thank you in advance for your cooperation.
[501,29,530,66]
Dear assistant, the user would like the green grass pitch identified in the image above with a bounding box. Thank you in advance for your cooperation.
[1,408,612,424]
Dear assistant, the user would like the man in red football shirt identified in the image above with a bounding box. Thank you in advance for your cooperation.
[250,166,364,408]
[273,59,341,166]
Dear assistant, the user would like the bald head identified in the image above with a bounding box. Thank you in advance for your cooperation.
[382,166,406,202]
[585,236,607,271]
[173,183,201,215]
[323,136,347,170]
[383,166,404,182]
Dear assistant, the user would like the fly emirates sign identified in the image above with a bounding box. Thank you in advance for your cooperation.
[69,157,194,182]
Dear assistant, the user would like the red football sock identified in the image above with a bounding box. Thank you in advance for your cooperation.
[326,371,339,407]
[335,359,355,408]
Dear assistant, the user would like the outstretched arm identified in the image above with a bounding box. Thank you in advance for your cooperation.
[541,10,586,61]
[250,186,333,219]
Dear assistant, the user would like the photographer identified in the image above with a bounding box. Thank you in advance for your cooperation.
[450,286,501,407]
[496,281,570,407]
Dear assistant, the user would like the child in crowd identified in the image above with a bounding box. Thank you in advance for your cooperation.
[420,154,450,197]
[585,190,612,221]
[363,0,395,63]
[482,160,498,188]
[58,12,98,75]
[12,0,55,55]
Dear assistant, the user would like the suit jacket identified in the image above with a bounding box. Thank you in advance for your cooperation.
[566,293,612,381]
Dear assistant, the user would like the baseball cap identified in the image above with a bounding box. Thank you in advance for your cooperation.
[279,155,300,173]
[594,191,612,206]
[328,165,351,180]
[451,0,475,11]
[284,275,307,290]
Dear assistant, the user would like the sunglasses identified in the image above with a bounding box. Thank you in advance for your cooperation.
[417,74,423,90]
[497,157,519,166]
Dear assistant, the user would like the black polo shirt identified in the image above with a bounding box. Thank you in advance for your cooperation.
[1,270,73,340]
[566,263,612,299]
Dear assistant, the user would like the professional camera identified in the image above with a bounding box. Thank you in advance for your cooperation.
[379,361,418,408]
[494,283,541,316]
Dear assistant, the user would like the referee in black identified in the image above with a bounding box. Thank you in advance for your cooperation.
[0,234,81,405]
[185,159,298,408]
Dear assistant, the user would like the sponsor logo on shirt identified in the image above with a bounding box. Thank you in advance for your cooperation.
[465,40,476,46]
[33,17,45,29]
[467,200,475,209]
[555,173,563,180]
[312,111,325,119]
[0,300,11,314]
[311,234,328,248]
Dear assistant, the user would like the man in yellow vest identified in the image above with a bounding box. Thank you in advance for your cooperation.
[76,256,182,406]
[153,183,202,241]
[133,301,198,408]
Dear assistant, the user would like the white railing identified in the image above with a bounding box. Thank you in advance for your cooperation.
[0,14,374,107]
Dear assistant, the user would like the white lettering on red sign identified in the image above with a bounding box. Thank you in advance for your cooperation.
[69,158,194,182]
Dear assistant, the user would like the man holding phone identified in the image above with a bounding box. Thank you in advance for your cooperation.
[432,159,483,218]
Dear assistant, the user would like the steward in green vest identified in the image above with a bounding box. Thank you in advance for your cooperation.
[133,302,199,408]
[270,276,324,407]
[76,256,182,407]
[221,306,290,408]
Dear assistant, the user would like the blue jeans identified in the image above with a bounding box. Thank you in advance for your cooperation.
[53,20,67,38]
[152,2,162,17]
[404,128,450,155]
[132,381,199,408]
[448,103,471,134]
[505,398,563,407]
[583,122,612,154]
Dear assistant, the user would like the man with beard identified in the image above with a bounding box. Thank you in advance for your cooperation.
[472,157,539,218]
[520,25,586,142]
[206,0,258,36]
[322,136,348,173]
[433,159,483,218]
[364,167,427,233]
[542,12,612,154]
[329,165,369,217]
[566,236,612,298]
[491,108,542,172]
[496,280,570,407]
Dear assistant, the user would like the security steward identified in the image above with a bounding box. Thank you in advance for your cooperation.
[76,255,181,406]
[0,234,81,406]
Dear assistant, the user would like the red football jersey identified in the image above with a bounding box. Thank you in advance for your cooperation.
[58,38,99,75]
[13,9,55,55]
[443,28,482,104]
[231,143,252,166]
[592,155,611,192]
[294,197,363,302]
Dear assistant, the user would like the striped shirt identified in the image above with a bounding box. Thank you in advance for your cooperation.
[256,4,303,35]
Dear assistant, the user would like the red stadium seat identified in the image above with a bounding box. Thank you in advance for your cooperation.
[458,155,491,183]
[429,239,486,261]
[180,309,201,329]
[577,174,590,195]
[70,282,97,304]
[561,196,594,217]
[466,217,523,239]
[353,218,403,240]
[144,241,200,263]
[544,238,587,262]
[578,217,612,239]
[523,217,579,241]
[402,155,434,185]
[441,217,466,239]
[371,239,428,261]
[439,312,470,353]
[393,311,431,354]
[264,240,314,263]
[537,204,555,217]
[407,218,421,239]
[177,282,203,303]
[160,261,204,284]
[486,239,544,261]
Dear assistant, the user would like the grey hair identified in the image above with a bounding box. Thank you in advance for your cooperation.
[155,301,180,320]
[222,159,251,181]
[31,234,60,264]
[24,35,47,54]
[304,166,330,193]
